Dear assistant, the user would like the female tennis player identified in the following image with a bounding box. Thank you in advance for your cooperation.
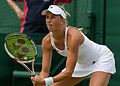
[31,5,116,86]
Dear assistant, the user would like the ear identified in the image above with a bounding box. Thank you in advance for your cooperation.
[61,18,66,24]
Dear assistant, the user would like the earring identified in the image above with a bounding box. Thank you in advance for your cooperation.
[61,22,65,24]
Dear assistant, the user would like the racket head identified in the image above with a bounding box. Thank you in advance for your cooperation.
[4,33,37,63]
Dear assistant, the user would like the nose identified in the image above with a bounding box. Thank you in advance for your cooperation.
[46,18,52,25]
[46,16,52,21]
[46,18,51,23]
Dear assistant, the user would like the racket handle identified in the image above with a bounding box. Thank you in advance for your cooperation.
[31,74,36,77]
[31,74,37,79]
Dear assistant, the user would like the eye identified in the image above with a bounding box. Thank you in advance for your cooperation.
[46,15,56,19]
[51,16,55,19]
[46,15,49,19]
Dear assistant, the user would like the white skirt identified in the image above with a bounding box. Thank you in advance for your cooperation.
[62,45,116,77]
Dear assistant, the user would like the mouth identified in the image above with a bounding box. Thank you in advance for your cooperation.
[47,24,52,27]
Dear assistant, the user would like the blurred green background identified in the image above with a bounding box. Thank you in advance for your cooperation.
[0,0,120,86]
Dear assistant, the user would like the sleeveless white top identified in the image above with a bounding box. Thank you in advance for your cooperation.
[50,27,116,77]
[50,27,68,56]
[51,27,99,65]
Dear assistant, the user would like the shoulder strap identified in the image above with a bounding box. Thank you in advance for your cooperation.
[65,27,69,49]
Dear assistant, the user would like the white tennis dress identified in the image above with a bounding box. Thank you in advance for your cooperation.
[50,27,116,77]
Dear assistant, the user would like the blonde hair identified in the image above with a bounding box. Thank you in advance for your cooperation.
[58,5,71,17]
[57,5,83,30]
[57,5,70,25]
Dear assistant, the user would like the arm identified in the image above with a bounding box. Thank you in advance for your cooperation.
[40,34,53,78]
[31,34,53,86]
[7,0,24,20]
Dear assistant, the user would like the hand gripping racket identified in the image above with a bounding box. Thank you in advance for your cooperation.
[4,33,37,77]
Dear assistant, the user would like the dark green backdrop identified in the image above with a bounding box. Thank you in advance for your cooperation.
[0,0,120,86]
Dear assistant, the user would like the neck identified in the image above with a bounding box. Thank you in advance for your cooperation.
[52,25,66,40]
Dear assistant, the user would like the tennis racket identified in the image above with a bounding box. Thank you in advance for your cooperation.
[4,33,37,77]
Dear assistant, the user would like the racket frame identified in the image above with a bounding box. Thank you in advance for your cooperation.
[4,33,37,77]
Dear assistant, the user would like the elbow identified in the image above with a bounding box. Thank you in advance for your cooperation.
[7,0,14,3]
[7,0,9,2]
[64,70,73,77]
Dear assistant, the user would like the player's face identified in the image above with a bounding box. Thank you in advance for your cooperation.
[46,12,63,32]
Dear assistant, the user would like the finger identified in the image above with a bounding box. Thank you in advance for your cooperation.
[33,82,35,86]
[31,77,34,81]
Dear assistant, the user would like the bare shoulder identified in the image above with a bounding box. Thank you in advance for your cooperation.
[67,26,84,46]
[42,33,53,50]
[42,33,51,43]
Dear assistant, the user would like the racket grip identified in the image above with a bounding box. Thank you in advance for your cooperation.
[31,74,37,79]
[32,74,36,77]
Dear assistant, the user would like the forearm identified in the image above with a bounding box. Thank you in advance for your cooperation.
[7,0,22,14]
[41,70,72,86]
[53,70,72,83]
[39,71,49,78]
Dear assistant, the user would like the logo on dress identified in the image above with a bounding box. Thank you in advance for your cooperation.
[92,61,96,65]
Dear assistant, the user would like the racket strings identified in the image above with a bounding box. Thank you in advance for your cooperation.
[5,33,37,62]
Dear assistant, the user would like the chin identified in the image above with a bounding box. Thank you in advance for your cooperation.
[48,28,52,32]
